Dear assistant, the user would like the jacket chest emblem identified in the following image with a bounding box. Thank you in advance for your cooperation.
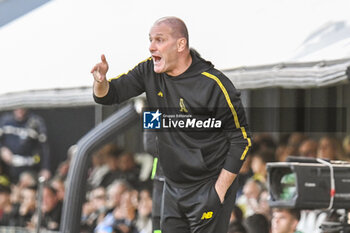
[157,91,163,97]
[179,98,188,113]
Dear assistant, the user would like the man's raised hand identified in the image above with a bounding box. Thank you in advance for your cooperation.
[91,54,109,83]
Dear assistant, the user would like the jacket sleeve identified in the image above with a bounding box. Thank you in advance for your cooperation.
[211,71,252,174]
[93,58,150,105]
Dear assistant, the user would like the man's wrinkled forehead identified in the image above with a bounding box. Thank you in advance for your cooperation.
[149,21,174,37]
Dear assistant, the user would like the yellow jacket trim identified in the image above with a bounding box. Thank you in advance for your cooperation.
[202,71,251,160]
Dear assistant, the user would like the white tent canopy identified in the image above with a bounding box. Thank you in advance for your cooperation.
[224,19,350,89]
[1,0,350,109]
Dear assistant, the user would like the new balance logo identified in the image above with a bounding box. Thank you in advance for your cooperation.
[201,211,213,220]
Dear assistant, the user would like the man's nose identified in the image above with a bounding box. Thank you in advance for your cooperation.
[149,41,156,53]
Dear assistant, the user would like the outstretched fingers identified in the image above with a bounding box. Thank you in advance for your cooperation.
[101,54,107,64]
[91,55,107,73]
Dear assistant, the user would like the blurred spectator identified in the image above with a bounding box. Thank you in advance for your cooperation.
[10,171,37,204]
[0,108,51,183]
[275,144,288,162]
[0,184,16,226]
[228,205,246,233]
[274,134,290,162]
[118,152,141,186]
[275,133,306,162]
[87,144,118,190]
[236,179,269,218]
[55,144,77,180]
[13,186,37,227]
[244,213,269,233]
[287,133,306,156]
[271,208,302,233]
[135,189,152,233]
[298,139,318,158]
[252,133,276,152]
[236,155,253,198]
[50,177,65,201]
[105,180,129,211]
[95,186,138,233]
[18,171,37,188]
[250,149,275,183]
[81,186,107,232]
[237,179,262,217]
[228,222,247,233]
[342,135,350,159]
[229,205,244,224]
[110,189,138,233]
[317,136,343,160]
[8,172,37,226]
[94,144,124,188]
[100,151,140,189]
[32,184,62,231]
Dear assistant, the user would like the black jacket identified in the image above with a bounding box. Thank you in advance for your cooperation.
[0,113,50,174]
[94,50,251,187]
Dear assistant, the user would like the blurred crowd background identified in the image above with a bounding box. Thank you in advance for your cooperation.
[0,107,349,233]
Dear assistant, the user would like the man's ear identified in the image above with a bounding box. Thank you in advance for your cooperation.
[291,219,299,232]
[177,38,187,52]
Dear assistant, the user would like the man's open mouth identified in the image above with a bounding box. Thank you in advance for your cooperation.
[153,55,162,63]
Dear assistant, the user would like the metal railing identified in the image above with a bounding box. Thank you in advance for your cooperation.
[60,99,144,233]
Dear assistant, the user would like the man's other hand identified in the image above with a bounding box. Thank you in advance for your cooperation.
[0,147,13,165]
